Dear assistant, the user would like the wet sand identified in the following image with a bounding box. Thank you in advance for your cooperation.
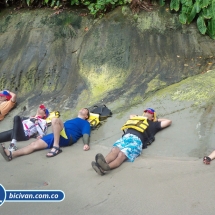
[1,82,215,214]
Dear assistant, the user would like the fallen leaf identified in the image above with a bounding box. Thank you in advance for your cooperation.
[80,13,88,17]
[184,64,188,66]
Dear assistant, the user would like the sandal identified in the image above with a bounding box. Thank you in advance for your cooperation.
[95,153,106,163]
[1,144,12,161]
[91,161,105,176]
[203,156,211,165]
[46,146,62,158]
[95,153,110,171]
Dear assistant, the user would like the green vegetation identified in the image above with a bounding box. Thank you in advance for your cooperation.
[166,0,215,39]
[0,0,215,39]
[71,0,130,16]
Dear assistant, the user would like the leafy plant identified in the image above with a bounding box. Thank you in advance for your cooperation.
[81,0,130,17]
[1,0,215,39]
[169,0,215,39]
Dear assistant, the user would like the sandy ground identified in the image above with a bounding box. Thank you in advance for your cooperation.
[1,83,215,214]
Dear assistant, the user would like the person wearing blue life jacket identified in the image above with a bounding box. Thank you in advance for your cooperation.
[92,108,172,176]
[1,108,91,161]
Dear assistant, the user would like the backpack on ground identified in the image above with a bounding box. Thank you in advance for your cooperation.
[46,111,60,126]
[88,105,112,130]
[91,105,112,120]
[88,113,101,130]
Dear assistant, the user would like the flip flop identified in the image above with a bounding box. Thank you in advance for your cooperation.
[46,146,62,158]
[203,156,211,165]
[0,144,12,161]
[91,161,105,176]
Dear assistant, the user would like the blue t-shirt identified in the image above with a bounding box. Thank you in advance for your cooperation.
[64,117,91,143]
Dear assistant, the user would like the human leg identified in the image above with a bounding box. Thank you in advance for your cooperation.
[97,148,127,170]
[95,147,121,169]
[97,134,142,170]
[92,148,119,175]
[1,139,48,161]
[105,147,121,164]
[108,151,127,169]
[93,150,126,176]
[93,134,142,175]
[0,130,13,143]
[46,117,64,157]
[12,115,28,141]
[9,116,28,151]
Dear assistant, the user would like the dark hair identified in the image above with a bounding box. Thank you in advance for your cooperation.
[84,108,90,119]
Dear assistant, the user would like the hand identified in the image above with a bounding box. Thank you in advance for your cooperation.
[83,144,90,151]
[37,135,42,139]
[130,114,137,119]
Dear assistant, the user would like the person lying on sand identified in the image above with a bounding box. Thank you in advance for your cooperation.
[1,108,90,161]
[92,108,172,176]
[0,104,49,151]
[0,90,17,121]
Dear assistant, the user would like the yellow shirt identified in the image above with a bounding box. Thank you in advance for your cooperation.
[0,100,16,121]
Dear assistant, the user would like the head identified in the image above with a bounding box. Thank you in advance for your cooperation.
[78,108,90,120]
[37,104,49,119]
[0,91,11,102]
[143,108,157,121]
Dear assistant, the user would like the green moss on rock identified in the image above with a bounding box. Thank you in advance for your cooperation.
[146,75,167,93]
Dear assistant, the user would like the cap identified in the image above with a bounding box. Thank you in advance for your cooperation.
[144,108,155,115]
[144,108,157,122]
[39,104,49,119]
[0,90,12,100]
[44,109,50,118]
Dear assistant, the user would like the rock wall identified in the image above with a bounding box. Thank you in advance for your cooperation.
[0,6,215,118]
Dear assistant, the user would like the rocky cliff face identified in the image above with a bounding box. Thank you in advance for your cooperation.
[0,6,215,118]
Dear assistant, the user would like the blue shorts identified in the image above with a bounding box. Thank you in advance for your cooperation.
[42,133,70,149]
[113,134,142,162]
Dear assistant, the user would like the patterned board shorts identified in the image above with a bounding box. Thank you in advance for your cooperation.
[113,133,142,162]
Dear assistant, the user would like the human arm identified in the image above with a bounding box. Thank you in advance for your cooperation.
[83,134,90,151]
[82,121,91,151]
[157,118,172,128]
[130,114,137,119]
[0,96,16,119]
[35,119,48,138]
[5,90,16,103]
